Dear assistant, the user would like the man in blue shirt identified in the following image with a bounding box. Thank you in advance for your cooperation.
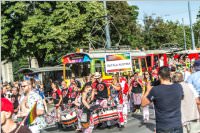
[141,66,183,133]
[187,59,200,112]
[187,59,200,95]
[35,83,48,112]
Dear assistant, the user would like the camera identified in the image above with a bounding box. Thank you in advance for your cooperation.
[7,94,11,98]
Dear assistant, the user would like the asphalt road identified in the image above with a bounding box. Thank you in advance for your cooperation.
[42,110,156,133]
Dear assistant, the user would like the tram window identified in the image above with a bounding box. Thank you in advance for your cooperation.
[66,64,72,78]
[82,62,90,77]
[154,55,159,62]
[95,60,102,73]
[141,58,146,68]
[71,64,80,77]
[69,62,90,78]
[154,55,159,67]
[133,59,140,70]
[146,56,151,67]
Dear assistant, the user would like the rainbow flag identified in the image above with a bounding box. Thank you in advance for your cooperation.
[24,102,37,126]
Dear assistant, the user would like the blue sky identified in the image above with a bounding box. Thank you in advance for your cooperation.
[128,1,200,25]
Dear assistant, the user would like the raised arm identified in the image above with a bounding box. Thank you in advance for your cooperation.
[141,82,153,107]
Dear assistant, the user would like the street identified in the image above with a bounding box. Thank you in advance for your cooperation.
[43,109,155,133]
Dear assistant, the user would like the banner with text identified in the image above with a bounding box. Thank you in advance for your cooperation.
[105,53,132,73]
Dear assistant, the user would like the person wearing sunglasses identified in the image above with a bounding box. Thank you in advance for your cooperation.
[18,80,46,133]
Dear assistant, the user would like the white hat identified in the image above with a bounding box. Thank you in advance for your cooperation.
[93,72,101,79]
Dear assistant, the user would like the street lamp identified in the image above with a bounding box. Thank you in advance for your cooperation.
[182,18,187,50]
[188,0,196,50]
[103,0,111,49]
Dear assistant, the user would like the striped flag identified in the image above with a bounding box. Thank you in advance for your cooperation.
[24,102,37,126]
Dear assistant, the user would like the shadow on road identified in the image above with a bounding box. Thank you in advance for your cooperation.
[131,113,155,132]
[43,125,75,132]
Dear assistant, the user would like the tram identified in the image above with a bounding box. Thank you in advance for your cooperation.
[174,50,200,60]
[144,50,170,71]
[173,50,200,69]
[61,48,174,84]
[61,49,147,83]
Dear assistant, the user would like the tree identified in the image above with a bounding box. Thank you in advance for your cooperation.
[194,7,200,48]
[2,2,30,62]
[197,7,200,19]
[142,15,192,50]
[2,1,105,67]
[106,2,139,47]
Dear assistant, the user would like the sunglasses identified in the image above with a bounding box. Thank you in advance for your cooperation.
[21,85,28,88]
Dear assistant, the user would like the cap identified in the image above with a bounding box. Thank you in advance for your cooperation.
[93,72,101,79]
[194,59,200,67]
[1,98,14,113]
[194,59,200,71]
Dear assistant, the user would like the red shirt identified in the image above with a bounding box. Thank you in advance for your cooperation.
[52,89,62,104]
[131,79,142,88]
[119,77,129,95]
[123,83,129,95]
[91,81,98,90]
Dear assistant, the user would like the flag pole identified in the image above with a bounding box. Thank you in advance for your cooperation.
[14,113,29,133]
[14,101,37,133]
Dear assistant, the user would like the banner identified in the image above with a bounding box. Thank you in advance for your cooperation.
[105,53,132,73]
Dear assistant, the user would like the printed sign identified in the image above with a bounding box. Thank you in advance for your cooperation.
[62,53,91,64]
[105,53,132,73]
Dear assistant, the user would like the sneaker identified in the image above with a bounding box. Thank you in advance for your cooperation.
[137,109,141,114]
[143,119,148,124]
[75,129,82,133]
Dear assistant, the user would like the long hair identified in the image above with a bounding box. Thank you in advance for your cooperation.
[143,71,152,82]
[52,81,60,90]
[82,84,92,93]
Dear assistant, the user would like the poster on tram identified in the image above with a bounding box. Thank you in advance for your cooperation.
[105,53,132,73]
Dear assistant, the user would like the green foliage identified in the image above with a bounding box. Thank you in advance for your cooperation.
[13,58,29,80]
[2,1,105,67]
[141,15,193,50]
[197,7,200,19]
[2,1,200,70]
[193,20,200,48]
[106,2,139,47]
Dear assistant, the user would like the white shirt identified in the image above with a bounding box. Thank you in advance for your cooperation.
[159,59,164,67]
[184,71,191,81]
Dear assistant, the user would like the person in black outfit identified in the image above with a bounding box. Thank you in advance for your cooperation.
[130,73,143,113]
[11,87,20,114]
[1,86,7,98]
[61,81,68,104]
[49,81,63,129]
[142,66,183,133]
[93,72,109,100]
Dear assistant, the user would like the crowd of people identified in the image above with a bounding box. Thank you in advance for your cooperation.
[1,58,200,133]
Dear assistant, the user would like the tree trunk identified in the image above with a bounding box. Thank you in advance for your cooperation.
[36,57,45,67]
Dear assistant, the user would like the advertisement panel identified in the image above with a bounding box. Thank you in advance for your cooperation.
[105,53,132,73]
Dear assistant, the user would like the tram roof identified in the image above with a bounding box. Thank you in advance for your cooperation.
[17,66,69,74]
[175,50,200,54]
[88,49,146,58]
[144,50,171,54]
